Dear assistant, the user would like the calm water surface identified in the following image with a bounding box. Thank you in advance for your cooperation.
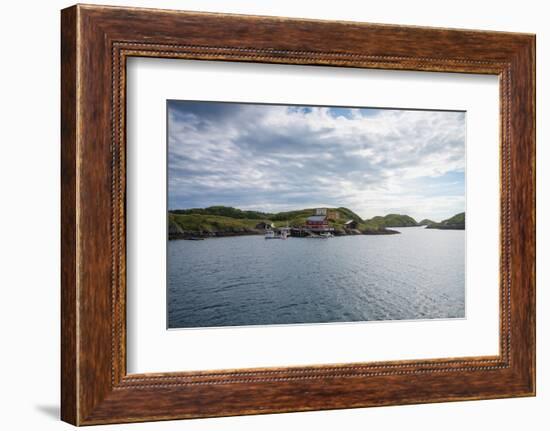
[168,227,465,328]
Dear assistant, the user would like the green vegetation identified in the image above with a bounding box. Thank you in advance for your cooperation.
[426,212,465,230]
[270,207,367,231]
[335,207,364,223]
[168,206,464,238]
[419,218,436,226]
[168,206,391,237]
[169,213,264,236]
[270,208,316,226]
[171,206,270,220]
[368,214,418,227]
[444,212,465,224]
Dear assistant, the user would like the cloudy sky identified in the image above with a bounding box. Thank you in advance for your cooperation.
[167,101,465,222]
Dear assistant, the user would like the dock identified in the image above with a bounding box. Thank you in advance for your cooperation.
[290,227,335,237]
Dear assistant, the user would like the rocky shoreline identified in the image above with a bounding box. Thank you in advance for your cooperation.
[426,224,465,230]
[169,229,261,240]
[169,227,399,240]
[168,207,464,240]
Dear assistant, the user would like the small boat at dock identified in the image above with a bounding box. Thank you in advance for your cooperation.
[265,229,288,239]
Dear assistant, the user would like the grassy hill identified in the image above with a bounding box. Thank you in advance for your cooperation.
[169,213,263,231]
[426,212,465,230]
[168,206,400,237]
[335,207,364,223]
[367,214,418,227]
[171,206,270,220]
[168,206,465,238]
[419,218,436,226]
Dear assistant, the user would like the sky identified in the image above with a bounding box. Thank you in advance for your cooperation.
[167,100,465,222]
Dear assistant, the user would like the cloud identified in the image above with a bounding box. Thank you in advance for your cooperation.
[168,101,465,221]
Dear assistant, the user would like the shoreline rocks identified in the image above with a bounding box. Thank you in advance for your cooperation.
[425,224,465,230]
[169,227,399,240]
[169,228,262,240]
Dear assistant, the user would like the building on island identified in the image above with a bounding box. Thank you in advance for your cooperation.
[315,207,340,221]
[328,210,339,221]
[289,209,335,237]
[306,215,329,229]
[344,219,358,229]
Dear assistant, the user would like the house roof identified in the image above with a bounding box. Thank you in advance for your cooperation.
[344,219,356,225]
[307,215,327,222]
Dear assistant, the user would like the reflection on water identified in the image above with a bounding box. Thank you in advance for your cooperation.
[167,227,465,328]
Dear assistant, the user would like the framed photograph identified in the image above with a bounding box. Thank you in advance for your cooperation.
[61,4,535,425]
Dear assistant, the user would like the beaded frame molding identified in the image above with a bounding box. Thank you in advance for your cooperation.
[61,4,535,425]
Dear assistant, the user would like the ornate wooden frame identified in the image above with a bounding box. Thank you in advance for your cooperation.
[61,4,536,425]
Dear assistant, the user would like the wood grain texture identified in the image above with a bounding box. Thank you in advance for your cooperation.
[60,4,536,425]
[60,5,78,425]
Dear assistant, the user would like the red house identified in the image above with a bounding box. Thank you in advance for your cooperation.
[306,215,329,228]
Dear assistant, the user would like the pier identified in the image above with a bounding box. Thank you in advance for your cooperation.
[290,227,335,237]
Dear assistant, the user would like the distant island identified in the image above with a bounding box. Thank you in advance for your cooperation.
[419,218,436,226]
[425,212,465,230]
[368,214,418,228]
[168,206,465,240]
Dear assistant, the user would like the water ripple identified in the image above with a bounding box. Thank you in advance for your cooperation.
[168,228,465,328]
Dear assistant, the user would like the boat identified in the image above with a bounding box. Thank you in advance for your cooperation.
[319,232,333,238]
[265,229,288,239]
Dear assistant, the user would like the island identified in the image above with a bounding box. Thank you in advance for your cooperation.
[168,206,401,240]
[418,218,436,226]
[168,206,466,239]
[368,214,419,228]
[425,212,465,230]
